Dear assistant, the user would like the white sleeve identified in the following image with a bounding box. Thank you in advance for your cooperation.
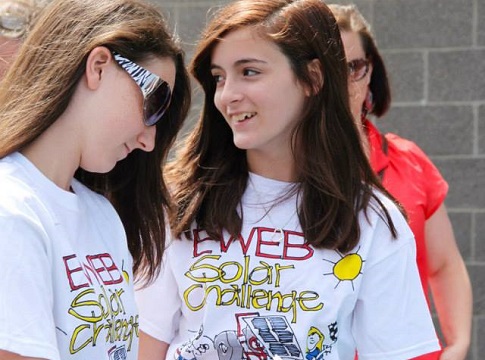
[353,216,440,360]
[0,215,60,360]
[135,242,181,343]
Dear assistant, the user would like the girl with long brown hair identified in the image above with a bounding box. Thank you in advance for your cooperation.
[136,0,439,359]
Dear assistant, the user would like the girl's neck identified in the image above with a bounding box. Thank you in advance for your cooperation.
[21,115,80,191]
[246,149,297,182]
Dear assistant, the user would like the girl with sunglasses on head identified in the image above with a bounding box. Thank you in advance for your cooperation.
[135,0,441,359]
[0,0,191,358]
[329,4,473,360]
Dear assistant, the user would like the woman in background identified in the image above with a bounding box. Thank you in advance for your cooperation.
[329,4,473,360]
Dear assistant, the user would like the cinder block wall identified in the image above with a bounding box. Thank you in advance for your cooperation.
[151,0,484,358]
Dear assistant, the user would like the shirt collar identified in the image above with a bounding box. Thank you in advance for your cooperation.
[364,118,389,174]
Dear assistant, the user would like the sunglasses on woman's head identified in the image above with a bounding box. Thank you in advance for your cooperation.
[347,58,370,82]
[113,52,172,126]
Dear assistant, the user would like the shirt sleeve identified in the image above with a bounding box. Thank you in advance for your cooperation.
[0,214,60,360]
[135,241,182,343]
[413,145,449,219]
[387,134,449,220]
[353,201,440,359]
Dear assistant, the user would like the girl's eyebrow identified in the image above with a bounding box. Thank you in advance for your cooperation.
[210,58,268,71]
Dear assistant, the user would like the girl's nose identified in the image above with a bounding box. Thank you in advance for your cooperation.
[136,124,156,152]
[217,78,244,106]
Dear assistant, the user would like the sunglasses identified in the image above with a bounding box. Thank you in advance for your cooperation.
[113,52,172,126]
[347,58,370,82]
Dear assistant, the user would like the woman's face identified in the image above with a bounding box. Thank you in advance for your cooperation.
[340,30,372,123]
[211,27,308,158]
[79,54,176,173]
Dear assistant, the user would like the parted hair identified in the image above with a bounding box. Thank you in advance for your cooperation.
[167,0,400,253]
[0,0,191,284]
[329,3,391,118]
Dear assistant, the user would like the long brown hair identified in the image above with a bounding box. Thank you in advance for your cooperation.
[168,0,399,253]
[0,0,191,284]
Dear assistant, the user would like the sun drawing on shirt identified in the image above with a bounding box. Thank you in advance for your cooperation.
[323,249,364,290]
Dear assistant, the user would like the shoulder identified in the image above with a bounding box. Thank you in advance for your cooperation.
[384,133,447,190]
[366,189,409,232]
[385,133,433,165]
[0,160,44,217]
[0,173,52,255]
[358,189,415,264]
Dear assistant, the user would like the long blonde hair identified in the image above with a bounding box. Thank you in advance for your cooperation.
[0,0,191,283]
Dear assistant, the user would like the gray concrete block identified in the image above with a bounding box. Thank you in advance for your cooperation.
[429,49,485,102]
[476,0,485,46]
[373,0,473,49]
[468,265,485,315]
[377,105,474,156]
[432,158,485,209]
[477,317,485,360]
[382,51,424,102]
[448,211,472,260]
[475,213,485,261]
[478,104,485,155]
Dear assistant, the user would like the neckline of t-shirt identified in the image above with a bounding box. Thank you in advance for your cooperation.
[245,172,298,207]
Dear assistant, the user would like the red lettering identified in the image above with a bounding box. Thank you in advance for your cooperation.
[283,230,313,260]
[221,227,258,255]
[63,253,124,290]
[255,227,281,259]
[193,229,214,257]
[192,227,313,261]
[63,254,90,291]
[86,253,123,285]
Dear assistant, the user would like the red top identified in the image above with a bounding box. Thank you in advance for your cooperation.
[365,119,449,299]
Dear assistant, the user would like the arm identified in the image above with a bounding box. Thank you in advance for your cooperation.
[425,204,473,360]
[0,216,58,359]
[135,238,181,360]
[138,331,169,360]
[0,350,46,360]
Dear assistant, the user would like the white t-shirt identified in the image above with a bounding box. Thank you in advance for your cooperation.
[0,153,139,360]
[136,172,440,360]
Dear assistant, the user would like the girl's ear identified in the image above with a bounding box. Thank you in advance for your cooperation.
[84,46,112,90]
[306,58,324,96]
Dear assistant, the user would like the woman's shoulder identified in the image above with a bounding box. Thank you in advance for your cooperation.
[358,188,416,265]
[385,133,431,161]
[384,132,446,184]
[0,155,41,211]
[364,188,413,240]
